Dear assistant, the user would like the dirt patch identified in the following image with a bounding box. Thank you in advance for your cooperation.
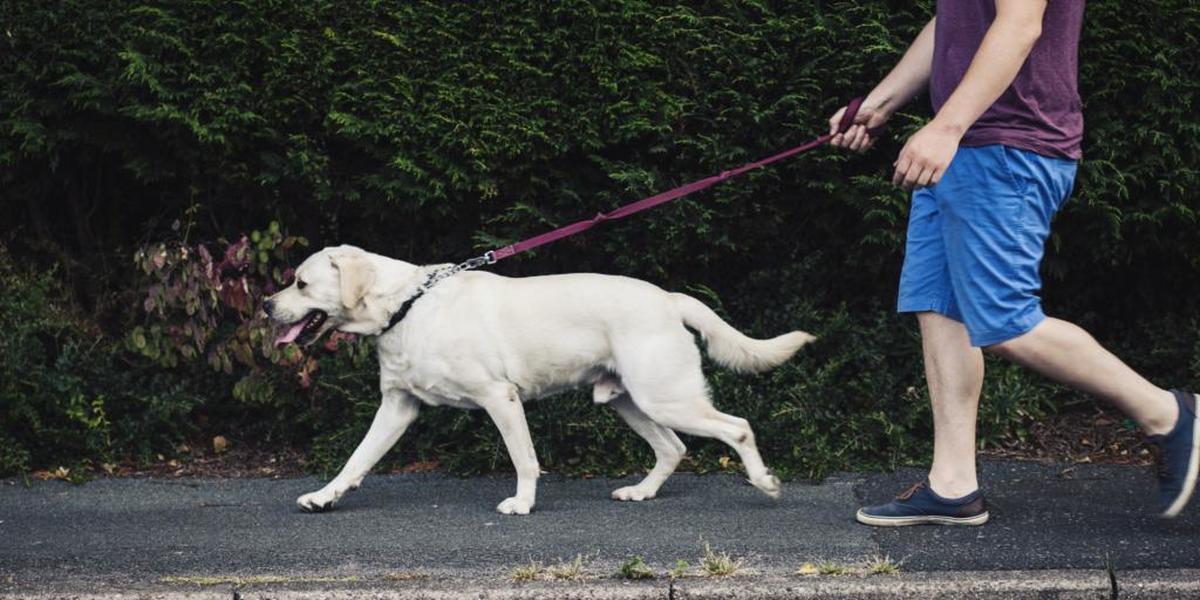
[982,405,1154,467]
[85,441,444,480]
[101,442,311,479]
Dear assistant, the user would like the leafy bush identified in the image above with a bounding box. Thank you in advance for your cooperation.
[129,220,315,384]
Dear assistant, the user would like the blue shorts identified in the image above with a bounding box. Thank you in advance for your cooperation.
[897,144,1078,347]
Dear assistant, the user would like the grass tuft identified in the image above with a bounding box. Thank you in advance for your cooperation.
[700,541,743,577]
[865,554,901,575]
[816,562,854,575]
[510,559,544,582]
[547,554,587,580]
[797,555,901,577]
[668,559,690,579]
[617,556,654,580]
[795,562,820,576]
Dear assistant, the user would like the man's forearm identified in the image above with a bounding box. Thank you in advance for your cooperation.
[865,17,936,115]
[932,0,1046,135]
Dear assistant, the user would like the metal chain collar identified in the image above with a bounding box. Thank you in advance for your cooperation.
[380,251,497,334]
[421,250,497,292]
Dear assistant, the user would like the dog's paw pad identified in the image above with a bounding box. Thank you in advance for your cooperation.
[611,486,655,502]
[496,497,533,515]
[297,492,337,513]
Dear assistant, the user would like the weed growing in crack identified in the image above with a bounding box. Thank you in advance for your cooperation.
[617,556,654,580]
[700,542,743,577]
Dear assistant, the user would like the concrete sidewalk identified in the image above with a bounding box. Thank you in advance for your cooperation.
[2,461,1197,597]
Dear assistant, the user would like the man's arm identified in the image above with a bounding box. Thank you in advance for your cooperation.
[893,0,1047,189]
[830,17,936,152]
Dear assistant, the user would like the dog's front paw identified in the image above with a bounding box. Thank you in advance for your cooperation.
[750,472,782,499]
[611,485,656,502]
[496,496,533,515]
[297,490,339,513]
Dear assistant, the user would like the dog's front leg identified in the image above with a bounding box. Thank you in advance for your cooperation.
[297,390,420,512]
[480,385,539,515]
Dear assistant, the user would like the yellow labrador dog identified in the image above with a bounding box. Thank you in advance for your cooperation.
[265,245,814,515]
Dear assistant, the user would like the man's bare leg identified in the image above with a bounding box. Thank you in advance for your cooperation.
[989,317,1178,435]
[921,313,1181,500]
[919,312,986,499]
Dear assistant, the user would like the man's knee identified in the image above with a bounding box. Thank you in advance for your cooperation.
[986,338,1021,361]
[985,325,1043,361]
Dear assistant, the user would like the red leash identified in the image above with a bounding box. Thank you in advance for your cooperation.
[484,97,881,263]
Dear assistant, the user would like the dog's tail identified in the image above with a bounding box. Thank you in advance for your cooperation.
[671,293,816,374]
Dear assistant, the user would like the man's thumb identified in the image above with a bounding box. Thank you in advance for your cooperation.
[829,107,847,136]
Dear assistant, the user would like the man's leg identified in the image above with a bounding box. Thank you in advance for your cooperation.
[857,315,992,526]
[989,315,1200,518]
[857,166,992,526]
[920,312,985,498]
[989,317,1177,435]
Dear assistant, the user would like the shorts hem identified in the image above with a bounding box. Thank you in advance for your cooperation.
[968,308,1047,348]
[897,298,961,322]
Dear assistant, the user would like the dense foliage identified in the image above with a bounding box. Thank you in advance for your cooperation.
[1,1,1198,479]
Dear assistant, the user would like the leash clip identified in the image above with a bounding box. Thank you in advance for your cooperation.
[461,251,495,270]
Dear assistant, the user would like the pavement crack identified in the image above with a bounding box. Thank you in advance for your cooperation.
[1106,553,1119,599]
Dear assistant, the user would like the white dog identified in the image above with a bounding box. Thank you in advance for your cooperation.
[265,245,814,515]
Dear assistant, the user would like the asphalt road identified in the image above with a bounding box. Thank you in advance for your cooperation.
[1,460,1196,590]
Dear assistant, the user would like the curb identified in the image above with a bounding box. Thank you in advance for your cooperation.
[5,570,1200,600]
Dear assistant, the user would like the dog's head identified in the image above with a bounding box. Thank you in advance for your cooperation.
[265,245,409,346]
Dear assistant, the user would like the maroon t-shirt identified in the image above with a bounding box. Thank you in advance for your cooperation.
[931,0,1085,159]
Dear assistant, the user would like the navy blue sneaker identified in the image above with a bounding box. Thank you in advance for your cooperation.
[856,481,989,526]
[1148,390,1199,518]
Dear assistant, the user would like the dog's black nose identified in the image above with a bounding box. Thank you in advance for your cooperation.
[263,299,275,318]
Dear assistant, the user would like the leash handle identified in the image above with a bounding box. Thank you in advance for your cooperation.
[488,97,884,262]
[836,96,888,138]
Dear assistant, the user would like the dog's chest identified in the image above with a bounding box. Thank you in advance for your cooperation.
[388,370,480,409]
[404,385,479,409]
[377,344,481,409]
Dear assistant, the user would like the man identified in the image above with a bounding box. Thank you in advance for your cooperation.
[829,0,1198,525]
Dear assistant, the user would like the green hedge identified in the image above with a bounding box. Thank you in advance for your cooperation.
[0,247,205,475]
[1,1,1198,478]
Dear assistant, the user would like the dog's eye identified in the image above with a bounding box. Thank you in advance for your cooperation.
[296,280,307,290]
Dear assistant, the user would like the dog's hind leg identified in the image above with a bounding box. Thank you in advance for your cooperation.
[643,398,781,499]
[478,383,540,515]
[608,394,686,501]
[616,335,781,499]
[677,408,781,498]
[297,390,420,512]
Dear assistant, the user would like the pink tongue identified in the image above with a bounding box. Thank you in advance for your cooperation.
[275,322,306,347]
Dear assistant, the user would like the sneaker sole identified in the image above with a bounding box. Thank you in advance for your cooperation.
[1162,394,1200,519]
[855,509,989,527]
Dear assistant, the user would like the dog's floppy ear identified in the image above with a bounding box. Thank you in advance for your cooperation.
[330,253,377,309]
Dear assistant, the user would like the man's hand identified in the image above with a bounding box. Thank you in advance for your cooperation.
[827,17,936,156]
[892,119,963,190]
[828,102,891,153]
